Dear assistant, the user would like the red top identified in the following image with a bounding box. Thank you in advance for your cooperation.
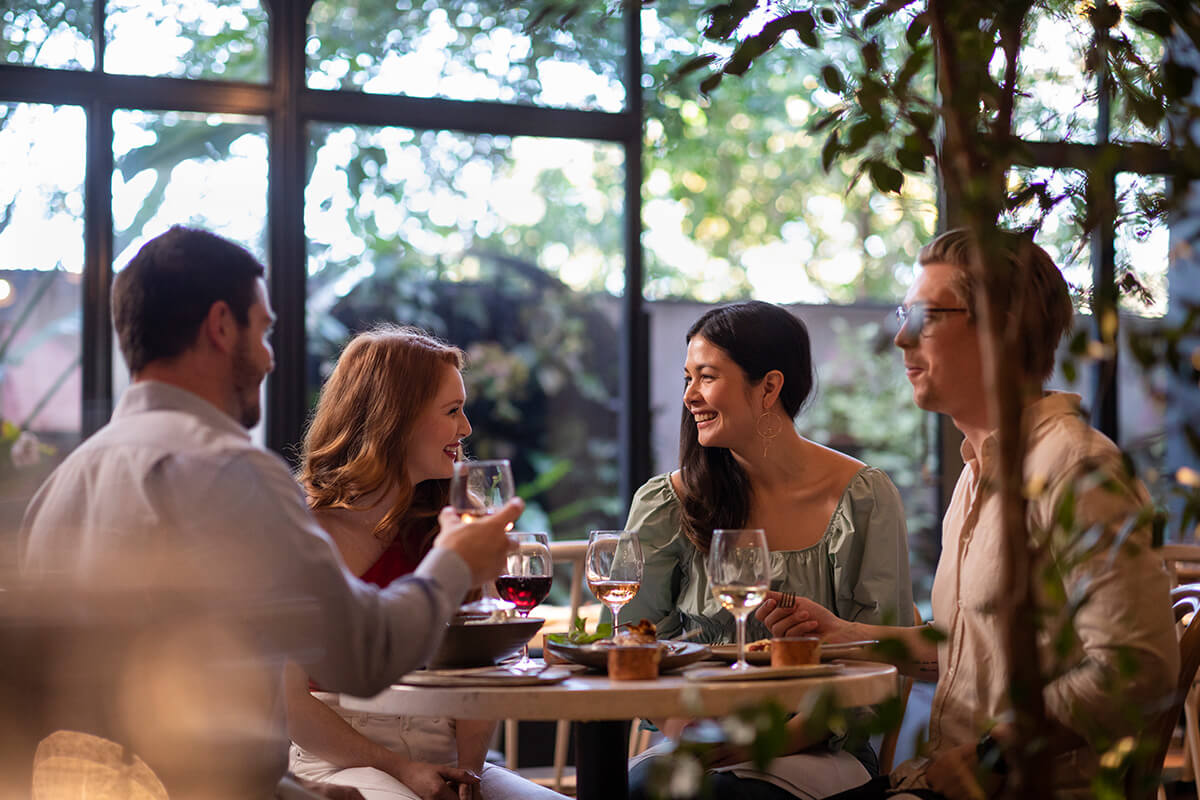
[360,538,421,586]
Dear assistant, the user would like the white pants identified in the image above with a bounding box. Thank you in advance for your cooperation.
[289,699,565,800]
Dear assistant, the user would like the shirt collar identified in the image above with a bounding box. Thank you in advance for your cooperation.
[112,380,251,441]
[958,391,1084,469]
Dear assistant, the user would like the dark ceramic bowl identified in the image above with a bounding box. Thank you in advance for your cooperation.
[429,617,545,669]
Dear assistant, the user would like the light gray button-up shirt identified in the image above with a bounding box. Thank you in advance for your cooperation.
[20,380,472,797]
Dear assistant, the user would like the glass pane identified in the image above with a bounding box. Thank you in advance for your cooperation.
[1115,173,1168,318]
[0,103,85,566]
[2,1,94,69]
[1003,166,1091,309]
[306,123,625,536]
[104,0,268,82]
[642,2,937,303]
[111,109,268,438]
[1111,17,1166,145]
[1009,9,1096,143]
[306,1,625,112]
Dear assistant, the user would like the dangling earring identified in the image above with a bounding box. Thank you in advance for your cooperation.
[756,411,782,458]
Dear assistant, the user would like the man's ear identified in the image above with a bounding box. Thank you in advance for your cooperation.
[199,301,239,355]
[761,369,784,410]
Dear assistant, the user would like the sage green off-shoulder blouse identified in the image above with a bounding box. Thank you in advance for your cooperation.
[620,467,915,643]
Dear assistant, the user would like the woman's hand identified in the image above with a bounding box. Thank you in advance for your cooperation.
[387,759,480,800]
[754,592,854,641]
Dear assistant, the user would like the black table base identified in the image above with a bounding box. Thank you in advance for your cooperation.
[574,719,631,800]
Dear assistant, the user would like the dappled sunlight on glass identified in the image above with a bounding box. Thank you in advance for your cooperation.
[104,0,268,82]
[305,122,625,538]
[110,109,267,435]
[641,1,937,304]
[306,0,625,111]
[0,103,84,537]
[1115,173,1168,317]
[1003,166,1091,310]
[1,2,94,69]
[1007,9,1096,143]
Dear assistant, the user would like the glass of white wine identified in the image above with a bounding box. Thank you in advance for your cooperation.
[708,528,769,670]
[585,530,643,637]
[450,459,518,614]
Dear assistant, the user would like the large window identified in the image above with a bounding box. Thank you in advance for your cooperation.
[0,1,1180,586]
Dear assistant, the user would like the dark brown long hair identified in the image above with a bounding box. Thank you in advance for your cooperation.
[299,325,465,558]
[678,301,815,553]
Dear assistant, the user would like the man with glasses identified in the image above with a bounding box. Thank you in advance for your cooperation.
[758,228,1177,799]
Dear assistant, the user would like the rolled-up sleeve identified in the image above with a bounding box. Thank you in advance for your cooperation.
[1040,464,1178,745]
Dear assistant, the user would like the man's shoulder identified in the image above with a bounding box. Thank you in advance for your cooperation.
[1027,405,1122,473]
[66,408,291,484]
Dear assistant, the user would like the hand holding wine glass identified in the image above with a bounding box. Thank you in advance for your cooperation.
[496,532,552,669]
[708,528,769,670]
[586,530,643,637]
[449,460,519,612]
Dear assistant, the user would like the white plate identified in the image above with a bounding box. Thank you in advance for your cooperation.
[684,663,844,682]
[820,640,880,659]
[400,665,573,687]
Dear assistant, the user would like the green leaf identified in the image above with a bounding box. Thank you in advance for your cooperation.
[910,111,935,135]
[862,41,882,71]
[821,65,844,93]
[905,13,928,46]
[821,131,840,172]
[919,625,948,643]
[699,71,724,95]
[896,146,925,173]
[868,161,904,193]
[863,6,887,28]
[674,53,720,78]
[1128,8,1172,37]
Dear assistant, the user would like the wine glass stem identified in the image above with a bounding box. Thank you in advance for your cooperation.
[609,602,621,634]
[735,613,748,669]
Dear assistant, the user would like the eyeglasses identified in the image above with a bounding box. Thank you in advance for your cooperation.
[893,303,969,340]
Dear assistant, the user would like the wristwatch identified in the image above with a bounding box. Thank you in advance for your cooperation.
[976,733,1009,776]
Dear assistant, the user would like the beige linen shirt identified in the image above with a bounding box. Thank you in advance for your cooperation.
[894,392,1178,795]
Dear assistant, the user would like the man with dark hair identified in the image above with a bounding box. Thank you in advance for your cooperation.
[19,226,520,799]
[758,229,1178,799]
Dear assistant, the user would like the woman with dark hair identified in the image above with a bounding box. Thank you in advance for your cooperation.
[623,301,914,800]
[285,325,566,800]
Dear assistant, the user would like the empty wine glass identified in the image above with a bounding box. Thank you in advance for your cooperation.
[585,530,643,637]
[450,459,517,614]
[496,532,552,669]
[708,528,769,670]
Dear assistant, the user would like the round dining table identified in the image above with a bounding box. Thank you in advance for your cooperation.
[340,661,899,800]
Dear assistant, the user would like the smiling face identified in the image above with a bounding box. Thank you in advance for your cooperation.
[406,363,472,486]
[682,335,761,452]
[895,262,987,428]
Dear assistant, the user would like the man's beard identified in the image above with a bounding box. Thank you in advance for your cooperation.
[232,338,263,429]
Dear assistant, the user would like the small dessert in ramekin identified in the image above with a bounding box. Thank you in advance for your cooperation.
[607,643,662,680]
[770,636,821,667]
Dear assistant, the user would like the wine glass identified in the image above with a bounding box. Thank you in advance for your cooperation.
[450,459,517,614]
[495,532,553,669]
[707,528,769,670]
[585,530,643,638]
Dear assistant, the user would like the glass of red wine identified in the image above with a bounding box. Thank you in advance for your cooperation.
[495,532,552,669]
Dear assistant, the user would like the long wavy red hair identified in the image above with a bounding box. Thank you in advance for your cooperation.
[299,325,465,556]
